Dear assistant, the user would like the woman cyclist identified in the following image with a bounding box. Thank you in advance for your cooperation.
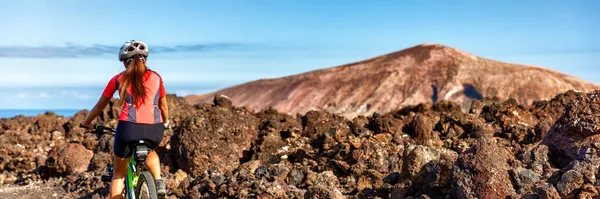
[80,40,169,198]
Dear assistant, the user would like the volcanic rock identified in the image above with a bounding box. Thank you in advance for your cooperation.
[3,85,600,199]
[170,103,259,177]
[451,138,517,198]
[556,170,584,197]
[542,90,600,168]
[45,143,94,176]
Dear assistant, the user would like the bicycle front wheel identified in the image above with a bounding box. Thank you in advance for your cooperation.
[134,171,158,199]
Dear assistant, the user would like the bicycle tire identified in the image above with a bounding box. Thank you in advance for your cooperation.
[134,171,158,199]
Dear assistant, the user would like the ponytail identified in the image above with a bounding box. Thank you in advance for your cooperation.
[119,54,148,107]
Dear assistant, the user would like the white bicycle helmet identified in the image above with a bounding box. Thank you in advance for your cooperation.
[118,40,148,62]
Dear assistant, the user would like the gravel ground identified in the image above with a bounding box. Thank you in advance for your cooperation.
[0,181,71,199]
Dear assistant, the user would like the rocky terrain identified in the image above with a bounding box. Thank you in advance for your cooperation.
[186,43,600,118]
[2,89,600,198]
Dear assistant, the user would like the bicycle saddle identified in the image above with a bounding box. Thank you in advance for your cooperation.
[132,140,152,163]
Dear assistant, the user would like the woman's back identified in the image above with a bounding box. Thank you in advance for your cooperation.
[102,69,166,124]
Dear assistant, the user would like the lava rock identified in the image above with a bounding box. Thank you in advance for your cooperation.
[304,185,344,199]
[536,183,561,199]
[46,143,94,176]
[542,91,600,167]
[213,94,233,108]
[557,170,584,197]
[451,139,517,198]
[171,105,259,177]
[88,152,112,173]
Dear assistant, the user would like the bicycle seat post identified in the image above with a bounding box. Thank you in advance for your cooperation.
[134,140,149,166]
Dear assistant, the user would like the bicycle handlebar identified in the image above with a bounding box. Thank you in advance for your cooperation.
[79,123,116,134]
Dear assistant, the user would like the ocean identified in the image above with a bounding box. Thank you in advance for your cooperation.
[0,109,81,119]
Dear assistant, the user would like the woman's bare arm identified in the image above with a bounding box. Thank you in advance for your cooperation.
[159,96,169,125]
[81,96,112,128]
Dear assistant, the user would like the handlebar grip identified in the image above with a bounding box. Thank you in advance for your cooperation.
[79,122,116,133]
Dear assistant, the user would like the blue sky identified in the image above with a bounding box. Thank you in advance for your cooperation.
[0,0,598,110]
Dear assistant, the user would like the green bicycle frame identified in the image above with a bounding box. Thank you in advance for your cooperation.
[125,158,140,199]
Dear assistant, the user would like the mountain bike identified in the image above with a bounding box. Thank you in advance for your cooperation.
[81,124,160,199]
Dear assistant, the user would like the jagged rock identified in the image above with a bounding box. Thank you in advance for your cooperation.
[409,114,443,147]
[557,170,584,197]
[368,113,404,136]
[171,105,259,177]
[404,145,440,179]
[568,160,599,184]
[304,185,344,199]
[255,134,287,164]
[95,134,114,153]
[580,183,598,198]
[481,99,539,145]
[531,90,585,122]
[213,94,233,108]
[534,117,554,142]
[542,91,600,167]
[3,90,600,198]
[88,152,112,173]
[451,139,517,198]
[301,110,351,142]
[403,145,458,196]
[351,115,373,137]
[46,143,94,176]
[511,167,543,193]
[314,171,341,189]
[287,167,306,187]
[536,183,561,199]
[164,169,188,194]
[351,133,404,175]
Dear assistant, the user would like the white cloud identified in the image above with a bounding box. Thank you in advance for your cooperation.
[0,58,294,88]
[73,92,93,100]
[0,86,220,109]
[0,71,287,88]
[9,90,97,101]
[37,92,51,98]
[12,92,51,99]
[57,90,95,100]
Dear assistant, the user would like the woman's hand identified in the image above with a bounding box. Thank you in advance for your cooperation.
[163,120,170,129]
[80,121,93,130]
[80,95,111,130]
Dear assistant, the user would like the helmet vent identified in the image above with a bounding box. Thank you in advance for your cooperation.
[119,40,149,61]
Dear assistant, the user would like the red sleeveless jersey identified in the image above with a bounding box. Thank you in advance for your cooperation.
[102,70,166,124]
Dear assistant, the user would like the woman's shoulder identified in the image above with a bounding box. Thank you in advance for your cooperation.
[110,71,126,80]
[147,69,163,79]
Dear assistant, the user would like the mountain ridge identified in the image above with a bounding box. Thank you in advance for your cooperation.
[186,43,599,118]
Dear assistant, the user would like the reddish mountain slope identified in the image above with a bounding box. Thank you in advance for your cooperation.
[186,43,599,118]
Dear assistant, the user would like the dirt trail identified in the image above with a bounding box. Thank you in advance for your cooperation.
[0,181,67,199]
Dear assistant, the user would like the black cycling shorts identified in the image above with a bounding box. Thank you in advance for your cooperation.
[114,120,165,158]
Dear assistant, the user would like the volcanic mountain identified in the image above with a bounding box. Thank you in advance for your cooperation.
[186,43,599,118]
